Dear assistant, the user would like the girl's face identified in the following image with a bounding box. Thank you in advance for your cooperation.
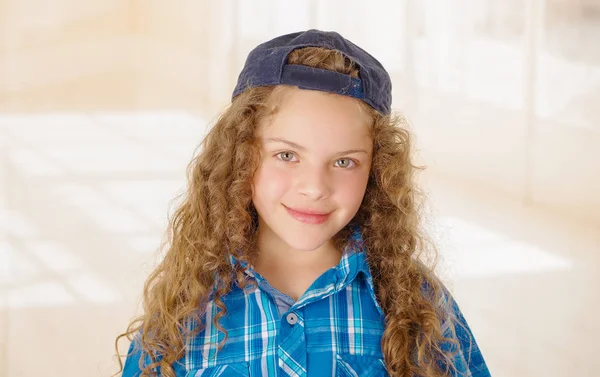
[252,87,373,253]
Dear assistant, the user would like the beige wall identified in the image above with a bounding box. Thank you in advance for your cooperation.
[1,0,598,224]
[0,0,228,112]
[412,90,600,222]
[128,0,217,111]
[0,1,136,111]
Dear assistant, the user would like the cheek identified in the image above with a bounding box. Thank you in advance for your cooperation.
[334,171,370,207]
[252,164,291,203]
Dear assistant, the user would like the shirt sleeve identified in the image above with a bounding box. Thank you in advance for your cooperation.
[122,337,144,377]
[121,334,188,377]
[442,292,492,377]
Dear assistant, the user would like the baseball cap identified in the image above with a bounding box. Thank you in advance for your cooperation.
[231,29,392,115]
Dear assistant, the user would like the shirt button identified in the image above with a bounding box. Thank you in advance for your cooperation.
[286,312,298,326]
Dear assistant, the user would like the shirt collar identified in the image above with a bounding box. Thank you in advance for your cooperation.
[227,223,383,315]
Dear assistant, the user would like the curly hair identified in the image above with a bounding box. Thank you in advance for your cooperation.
[114,47,463,377]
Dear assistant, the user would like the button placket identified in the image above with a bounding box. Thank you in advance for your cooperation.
[278,309,307,377]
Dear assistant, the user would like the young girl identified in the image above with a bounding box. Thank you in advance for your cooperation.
[116,29,491,377]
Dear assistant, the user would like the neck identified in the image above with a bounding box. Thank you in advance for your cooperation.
[253,223,342,300]
[256,227,341,269]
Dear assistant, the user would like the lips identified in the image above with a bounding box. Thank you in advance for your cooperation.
[284,205,332,224]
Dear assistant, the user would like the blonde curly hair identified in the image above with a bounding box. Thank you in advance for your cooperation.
[115,46,462,377]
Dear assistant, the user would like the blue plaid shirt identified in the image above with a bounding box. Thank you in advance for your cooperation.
[122,228,491,377]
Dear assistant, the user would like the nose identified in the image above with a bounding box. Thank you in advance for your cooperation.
[296,165,331,201]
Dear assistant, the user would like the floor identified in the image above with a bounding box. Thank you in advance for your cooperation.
[0,111,598,377]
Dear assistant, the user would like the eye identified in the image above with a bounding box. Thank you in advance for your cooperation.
[334,158,356,168]
[276,151,297,162]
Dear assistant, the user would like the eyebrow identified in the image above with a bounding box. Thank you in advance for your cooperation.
[265,137,368,156]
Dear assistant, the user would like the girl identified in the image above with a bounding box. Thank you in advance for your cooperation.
[115,29,491,377]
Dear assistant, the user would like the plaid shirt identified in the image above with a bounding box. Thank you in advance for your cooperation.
[123,227,491,377]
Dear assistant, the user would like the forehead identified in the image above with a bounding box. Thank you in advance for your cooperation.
[258,87,372,150]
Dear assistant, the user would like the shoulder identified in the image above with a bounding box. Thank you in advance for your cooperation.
[121,333,187,377]
[412,265,491,376]
[432,283,492,377]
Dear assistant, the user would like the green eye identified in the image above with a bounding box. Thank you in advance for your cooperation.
[335,159,355,168]
[277,152,296,161]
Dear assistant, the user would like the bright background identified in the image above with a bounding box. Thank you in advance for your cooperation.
[1,1,599,376]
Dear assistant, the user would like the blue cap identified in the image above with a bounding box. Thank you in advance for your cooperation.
[232,29,392,115]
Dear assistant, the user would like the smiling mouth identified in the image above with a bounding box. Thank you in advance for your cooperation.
[283,205,332,224]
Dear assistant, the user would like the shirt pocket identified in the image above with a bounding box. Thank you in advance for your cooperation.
[185,362,250,377]
[336,354,388,377]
